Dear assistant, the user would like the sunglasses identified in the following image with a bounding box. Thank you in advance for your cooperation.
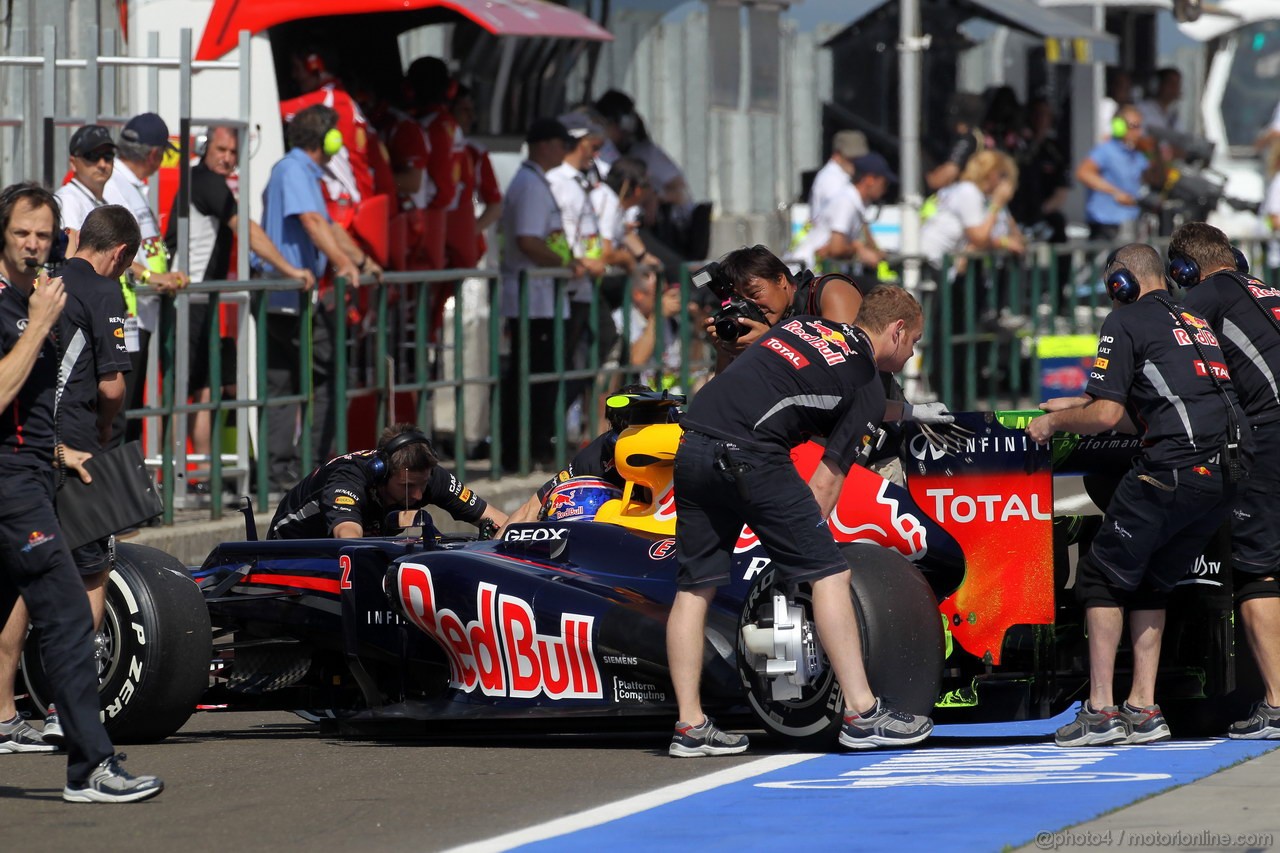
[78,149,116,164]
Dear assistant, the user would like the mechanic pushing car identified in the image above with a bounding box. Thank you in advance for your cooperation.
[267,423,508,540]
[666,284,935,757]
[1027,243,1251,748]
[1166,222,1280,739]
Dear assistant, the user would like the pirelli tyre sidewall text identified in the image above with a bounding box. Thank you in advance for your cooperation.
[22,543,212,743]
[738,542,944,749]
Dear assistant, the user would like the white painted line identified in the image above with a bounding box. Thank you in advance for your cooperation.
[443,752,823,853]
[1054,493,1096,513]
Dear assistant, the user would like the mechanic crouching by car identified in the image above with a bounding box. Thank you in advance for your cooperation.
[1167,222,1280,739]
[1026,243,1250,747]
[268,423,508,540]
[667,285,935,757]
[0,183,162,801]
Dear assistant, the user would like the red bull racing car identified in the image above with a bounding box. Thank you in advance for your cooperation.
[23,402,1256,746]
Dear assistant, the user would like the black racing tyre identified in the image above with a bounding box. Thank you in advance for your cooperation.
[23,543,211,743]
[738,543,944,750]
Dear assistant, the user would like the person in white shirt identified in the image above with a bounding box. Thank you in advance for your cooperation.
[920,149,1024,268]
[54,125,116,233]
[102,112,189,445]
[499,117,579,468]
[808,130,867,223]
[793,150,894,270]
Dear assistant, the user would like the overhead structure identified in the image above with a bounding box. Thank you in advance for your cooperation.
[196,0,613,60]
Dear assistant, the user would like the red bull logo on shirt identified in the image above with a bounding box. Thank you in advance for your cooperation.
[781,319,849,366]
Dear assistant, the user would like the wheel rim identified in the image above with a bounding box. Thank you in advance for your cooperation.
[96,599,122,687]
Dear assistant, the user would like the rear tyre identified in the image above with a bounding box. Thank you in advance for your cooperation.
[739,543,944,750]
[23,543,211,743]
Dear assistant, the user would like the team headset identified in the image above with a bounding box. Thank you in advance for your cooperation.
[1111,115,1130,140]
[1105,248,1245,482]
[368,430,434,484]
[323,127,344,157]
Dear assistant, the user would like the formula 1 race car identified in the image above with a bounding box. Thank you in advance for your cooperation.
[22,401,1258,746]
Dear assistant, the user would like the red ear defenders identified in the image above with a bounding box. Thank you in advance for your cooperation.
[1103,249,1142,304]
[368,430,433,483]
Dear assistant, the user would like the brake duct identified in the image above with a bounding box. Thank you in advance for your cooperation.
[740,593,824,701]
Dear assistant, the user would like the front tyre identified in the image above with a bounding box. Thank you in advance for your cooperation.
[738,543,944,750]
[23,543,212,743]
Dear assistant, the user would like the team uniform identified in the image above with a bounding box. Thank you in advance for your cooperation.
[675,315,885,589]
[0,275,116,783]
[268,452,488,539]
[1182,269,1280,589]
[1076,292,1251,603]
[58,258,132,574]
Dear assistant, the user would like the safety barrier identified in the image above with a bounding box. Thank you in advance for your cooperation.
[137,264,713,522]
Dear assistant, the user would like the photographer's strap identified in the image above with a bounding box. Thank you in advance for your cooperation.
[799,272,863,317]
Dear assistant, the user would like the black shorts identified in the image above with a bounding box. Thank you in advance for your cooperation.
[1086,457,1233,594]
[673,431,846,591]
[1230,418,1280,576]
[188,301,237,391]
[70,536,111,577]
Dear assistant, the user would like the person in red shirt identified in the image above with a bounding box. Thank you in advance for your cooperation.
[448,84,503,264]
[405,57,460,214]
[279,46,393,213]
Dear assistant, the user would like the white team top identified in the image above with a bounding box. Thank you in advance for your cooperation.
[920,180,987,265]
[103,159,163,334]
[791,182,868,268]
[500,161,566,319]
[547,163,603,303]
[54,179,105,231]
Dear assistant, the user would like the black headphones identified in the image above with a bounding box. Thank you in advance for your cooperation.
[368,429,433,483]
[1103,249,1144,304]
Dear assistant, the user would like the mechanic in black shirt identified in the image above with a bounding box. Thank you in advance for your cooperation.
[667,285,934,757]
[1026,242,1250,748]
[268,423,508,539]
[1168,222,1280,739]
[10,205,140,746]
[0,183,160,800]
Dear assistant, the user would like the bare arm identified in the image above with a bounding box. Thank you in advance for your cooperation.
[1026,397,1126,445]
[817,279,863,324]
[96,371,125,447]
[1075,158,1135,206]
[807,458,847,519]
[476,200,502,233]
[297,211,360,284]
[333,520,365,539]
[505,493,544,528]
[234,215,317,290]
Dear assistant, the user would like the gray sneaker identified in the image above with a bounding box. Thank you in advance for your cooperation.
[1055,703,1129,747]
[41,706,64,748]
[63,753,164,803]
[669,717,749,757]
[0,716,57,754]
[839,698,933,750]
[1120,702,1171,744]
[1228,702,1280,740]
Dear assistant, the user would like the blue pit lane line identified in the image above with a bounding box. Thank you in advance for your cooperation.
[507,707,1279,853]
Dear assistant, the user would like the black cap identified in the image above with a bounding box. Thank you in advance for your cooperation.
[526,117,575,146]
[853,151,899,184]
[69,124,116,157]
[120,112,178,152]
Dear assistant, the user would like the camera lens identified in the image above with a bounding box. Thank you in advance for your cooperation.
[715,317,741,342]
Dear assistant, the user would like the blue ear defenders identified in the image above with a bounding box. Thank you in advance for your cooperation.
[368,430,433,483]
[1103,249,1142,304]
[1167,249,1201,289]
[1233,246,1250,274]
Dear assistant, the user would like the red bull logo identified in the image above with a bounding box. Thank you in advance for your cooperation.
[781,319,849,366]
[830,476,929,559]
[395,564,603,700]
[1180,311,1208,330]
[809,320,853,359]
[1193,465,1212,477]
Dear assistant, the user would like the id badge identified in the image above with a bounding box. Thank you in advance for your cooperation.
[123,316,141,353]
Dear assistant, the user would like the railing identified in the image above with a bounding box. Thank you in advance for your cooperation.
[136,264,714,522]
[138,234,1280,524]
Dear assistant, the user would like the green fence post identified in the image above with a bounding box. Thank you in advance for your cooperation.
[159,295,176,525]
[300,285,314,474]
[552,276,567,471]
[374,280,388,437]
[940,255,954,407]
[518,270,531,475]
[963,259,978,410]
[453,276,466,475]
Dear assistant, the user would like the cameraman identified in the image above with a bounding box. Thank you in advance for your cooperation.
[703,245,864,373]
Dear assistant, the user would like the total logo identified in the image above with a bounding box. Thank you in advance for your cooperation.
[924,488,1051,524]
[394,563,602,700]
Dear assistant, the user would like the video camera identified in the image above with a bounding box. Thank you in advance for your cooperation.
[1141,165,1258,219]
[691,260,770,343]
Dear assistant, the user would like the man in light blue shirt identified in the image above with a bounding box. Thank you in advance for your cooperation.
[257,105,380,489]
[1075,104,1164,241]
